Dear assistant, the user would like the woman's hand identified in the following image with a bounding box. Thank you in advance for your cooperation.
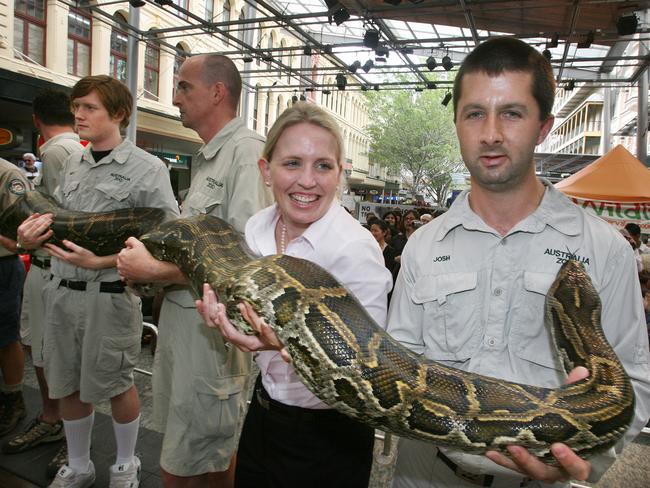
[196,283,291,362]
[17,213,54,250]
[44,240,116,270]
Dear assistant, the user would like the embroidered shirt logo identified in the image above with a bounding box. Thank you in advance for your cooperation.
[433,255,450,262]
[544,248,590,265]
[206,177,224,190]
[110,173,131,183]
[8,178,26,195]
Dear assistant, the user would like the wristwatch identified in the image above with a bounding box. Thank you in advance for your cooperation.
[15,241,25,253]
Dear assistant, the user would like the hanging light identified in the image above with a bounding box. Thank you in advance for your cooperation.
[348,61,361,74]
[441,91,452,107]
[336,73,347,91]
[363,29,380,49]
[362,60,374,73]
[441,55,453,71]
[426,56,437,71]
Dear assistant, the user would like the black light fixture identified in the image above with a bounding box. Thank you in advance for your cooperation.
[383,0,402,4]
[542,49,552,61]
[400,46,415,54]
[336,73,347,91]
[153,0,174,6]
[617,14,638,36]
[426,81,437,90]
[577,31,594,49]
[325,1,351,26]
[374,84,380,91]
[565,80,575,91]
[375,46,389,58]
[362,59,374,73]
[128,0,146,7]
[414,86,423,92]
[360,85,369,91]
[332,9,350,25]
[242,54,254,63]
[322,89,331,95]
[546,33,559,49]
[261,53,273,62]
[292,92,298,103]
[426,56,437,71]
[348,60,361,73]
[303,45,312,55]
[363,29,380,49]
[441,91,452,107]
[300,93,307,101]
[441,55,453,71]
[323,45,333,54]
[375,57,387,63]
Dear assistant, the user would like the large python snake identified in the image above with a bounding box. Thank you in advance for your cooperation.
[0,191,635,462]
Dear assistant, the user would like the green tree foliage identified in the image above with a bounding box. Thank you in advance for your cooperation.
[365,88,462,205]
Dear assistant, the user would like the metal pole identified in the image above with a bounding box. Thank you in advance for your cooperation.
[638,68,648,165]
[600,74,611,154]
[126,6,140,142]
[240,4,256,127]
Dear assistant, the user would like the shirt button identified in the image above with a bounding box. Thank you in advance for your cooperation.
[488,337,496,346]
[494,287,503,296]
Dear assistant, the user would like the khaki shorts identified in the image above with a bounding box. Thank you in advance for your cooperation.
[153,291,254,476]
[43,277,142,404]
[20,263,51,367]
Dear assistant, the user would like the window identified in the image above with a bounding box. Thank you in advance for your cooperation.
[110,14,128,84]
[172,0,188,20]
[253,85,259,131]
[144,34,160,100]
[67,8,91,77]
[173,43,189,96]
[236,9,245,43]
[264,92,270,135]
[14,0,46,65]
[222,0,230,32]
[266,33,273,69]
[276,95,282,121]
[204,0,213,21]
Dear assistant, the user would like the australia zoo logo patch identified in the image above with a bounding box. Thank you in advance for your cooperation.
[7,178,26,195]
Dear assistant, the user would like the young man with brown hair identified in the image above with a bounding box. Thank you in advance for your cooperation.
[17,75,179,488]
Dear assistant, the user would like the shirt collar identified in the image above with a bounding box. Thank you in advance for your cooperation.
[81,138,131,166]
[434,178,581,240]
[39,132,80,153]
[199,118,245,160]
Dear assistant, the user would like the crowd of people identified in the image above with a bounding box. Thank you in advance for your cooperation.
[0,36,649,488]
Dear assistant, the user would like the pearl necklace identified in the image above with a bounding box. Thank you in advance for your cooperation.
[279,220,288,254]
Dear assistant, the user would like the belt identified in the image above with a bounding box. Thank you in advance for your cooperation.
[255,383,339,423]
[436,449,530,487]
[0,254,19,262]
[58,279,125,294]
[31,256,51,269]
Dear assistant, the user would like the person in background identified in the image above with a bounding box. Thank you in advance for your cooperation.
[197,102,392,488]
[116,54,272,488]
[369,218,399,279]
[1,89,84,479]
[620,228,643,272]
[625,223,650,254]
[0,159,29,442]
[16,75,179,488]
[383,210,398,228]
[21,153,40,183]
[387,37,650,488]
[419,213,433,224]
[390,209,419,257]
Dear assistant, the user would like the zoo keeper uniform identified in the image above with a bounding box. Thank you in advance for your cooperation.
[153,117,272,477]
[42,139,179,404]
[387,180,650,488]
[0,158,28,355]
[21,132,83,368]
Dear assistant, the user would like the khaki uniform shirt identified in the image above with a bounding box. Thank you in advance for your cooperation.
[51,139,180,282]
[37,132,83,196]
[387,180,650,484]
[168,117,272,307]
[0,158,29,258]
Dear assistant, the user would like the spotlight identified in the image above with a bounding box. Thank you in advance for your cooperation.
[292,94,298,104]
[441,55,453,71]
[336,73,347,91]
[322,89,331,95]
[261,53,273,62]
[128,0,146,7]
[332,8,350,26]
[375,57,387,63]
[348,61,361,73]
[242,54,254,63]
[374,84,380,91]
[323,45,333,54]
[383,0,401,4]
[363,30,380,50]
[425,56,437,71]
[300,94,307,101]
[546,33,559,49]
[375,46,389,58]
[617,14,638,36]
[565,80,575,91]
[577,31,594,49]
[414,87,423,92]
[303,45,312,55]
[426,81,436,89]
[361,85,369,91]
[362,60,374,73]
[542,49,552,61]
[441,91,452,107]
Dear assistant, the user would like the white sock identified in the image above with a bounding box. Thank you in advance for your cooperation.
[63,412,94,473]
[113,415,140,466]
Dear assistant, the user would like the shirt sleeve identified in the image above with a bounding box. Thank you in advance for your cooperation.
[226,140,272,234]
[385,236,426,354]
[0,165,29,212]
[588,237,650,481]
[135,162,180,222]
[334,237,392,329]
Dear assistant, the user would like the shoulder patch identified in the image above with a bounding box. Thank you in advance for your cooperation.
[8,178,26,195]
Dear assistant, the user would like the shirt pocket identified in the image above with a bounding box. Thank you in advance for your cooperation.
[412,272,481,360]
[187,186,225,215]
[95,181,130,211]
[62,180,80,200]
[512,271,562,371]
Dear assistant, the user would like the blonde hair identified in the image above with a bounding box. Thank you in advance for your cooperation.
[262,102,344,165]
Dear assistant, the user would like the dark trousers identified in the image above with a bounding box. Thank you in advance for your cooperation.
[0,256,24,348]
[235,377,374,488]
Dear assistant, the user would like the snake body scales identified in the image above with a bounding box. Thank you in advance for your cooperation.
[0,191,635,462]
